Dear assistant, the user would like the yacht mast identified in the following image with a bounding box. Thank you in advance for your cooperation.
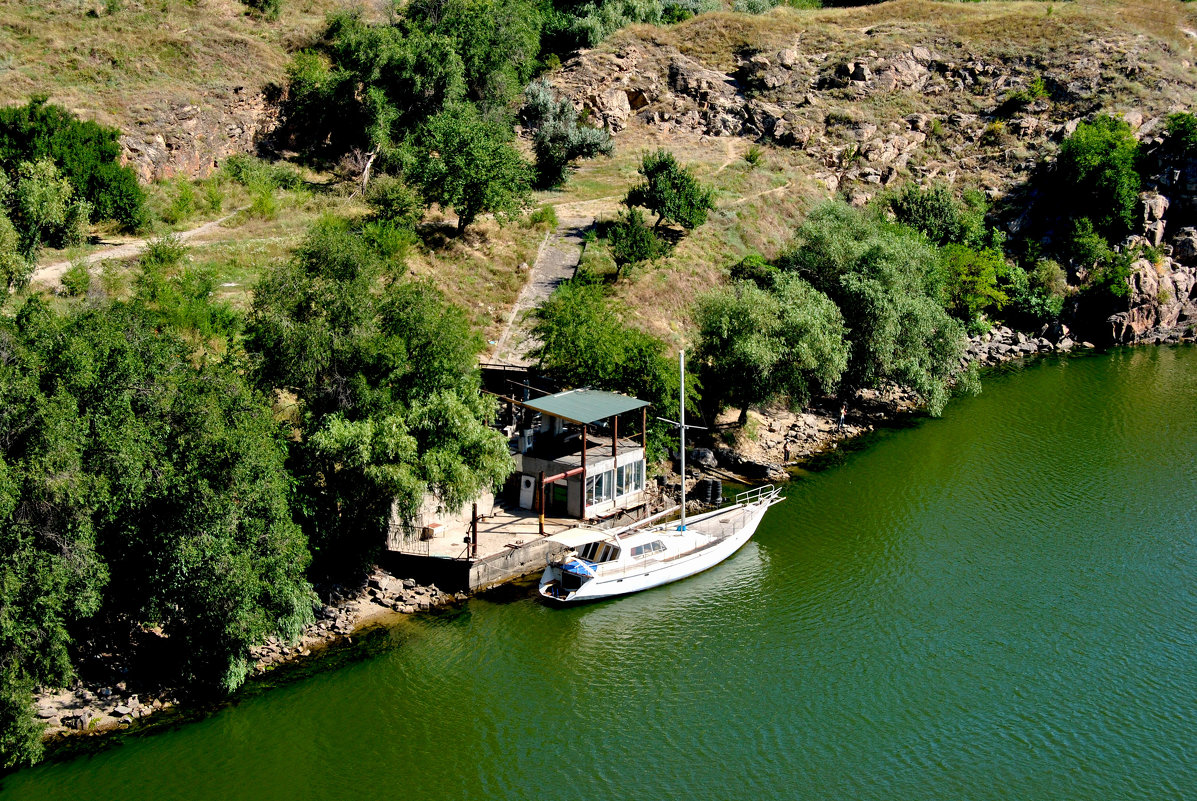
[679,349,686,532]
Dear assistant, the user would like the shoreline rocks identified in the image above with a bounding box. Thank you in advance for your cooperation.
[34,569,456,749]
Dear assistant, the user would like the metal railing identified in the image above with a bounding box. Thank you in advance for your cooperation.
[735,484,778,506]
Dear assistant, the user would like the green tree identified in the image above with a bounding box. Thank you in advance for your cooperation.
[0,212,30,296]
[522,79,613,187]
[941,244,1008,331]
[0,96,145,231]
[409,0,543,111]
[247,220,511,575]
[888,182,987,248]
[0,297,314,767]
[609,208,665,272]
[624,149,715,231]
[1054,115,1141,242]
[530,280,687,460]
[779,201,970,415]
[11,158,87,255]
[694,277,847,424]
[405,103,532,234]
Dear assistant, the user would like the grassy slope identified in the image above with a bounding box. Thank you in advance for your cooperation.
[0,0,360,127]
[559,0,1197,346]
[12,0,1197,349]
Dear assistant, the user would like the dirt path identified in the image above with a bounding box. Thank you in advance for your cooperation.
[31,210,243,289]
[490,216,592,365]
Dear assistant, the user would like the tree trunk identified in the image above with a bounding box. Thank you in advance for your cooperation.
[738,405,749,426]
[457,211,472,236]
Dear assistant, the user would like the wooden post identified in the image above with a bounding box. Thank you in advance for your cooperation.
[538,470,545,537]
[471,502,478,559]
[612,415,618,458]
[642,407,647,450]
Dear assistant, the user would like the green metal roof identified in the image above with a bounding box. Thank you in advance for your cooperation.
[523,389,650,425]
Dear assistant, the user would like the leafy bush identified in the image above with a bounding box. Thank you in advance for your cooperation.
[778,201,969,415]
[221,154,302,192]
[522,80,613,188]
[1163,112,1197,160]
[729,252,778,288]
[1054,115,1141,242]
[141,234,189,270]
[404,102,531,234]
[941,244,1008,332]
[365,175,423,229]
[61,260,91,297]
[744,145,764,168]
[160,179,197,225]
[624,149,715,231]
[525,204,559,230]
[695,275,848,423]
[609,208,665,269]
[0,97,145,231]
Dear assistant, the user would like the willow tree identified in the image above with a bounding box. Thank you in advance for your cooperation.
[247,220,512,575]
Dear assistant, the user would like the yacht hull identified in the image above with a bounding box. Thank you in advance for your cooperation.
[538,495,776,603]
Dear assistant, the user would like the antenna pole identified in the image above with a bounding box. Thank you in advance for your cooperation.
[679,349,686,532]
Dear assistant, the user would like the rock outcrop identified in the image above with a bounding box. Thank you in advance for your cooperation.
[118,86,277,181]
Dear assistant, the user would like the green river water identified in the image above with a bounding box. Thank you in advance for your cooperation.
[3,346,1195,801]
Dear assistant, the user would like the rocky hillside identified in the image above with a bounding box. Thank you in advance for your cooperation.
[551,0,1197,341]
[0,0,358,181]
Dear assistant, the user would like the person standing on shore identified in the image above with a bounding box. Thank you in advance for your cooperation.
[838,402,847,431]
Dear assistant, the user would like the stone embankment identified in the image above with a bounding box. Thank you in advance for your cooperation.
[34,568,460,746]
[704,325,1193,483]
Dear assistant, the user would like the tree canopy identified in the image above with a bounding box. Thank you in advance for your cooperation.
[778,201,970,415]
[624,149,715,231]
[0,298,312,768]
[247,220,512,575]
[404,103,532,233]
[694,276,848,423]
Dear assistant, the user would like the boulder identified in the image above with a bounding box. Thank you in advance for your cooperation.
[690,448,718,468]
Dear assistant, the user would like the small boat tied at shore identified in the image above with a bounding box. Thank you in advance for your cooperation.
[538,483,784,603]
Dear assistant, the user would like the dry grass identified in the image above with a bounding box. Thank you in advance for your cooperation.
[0,0,360,128]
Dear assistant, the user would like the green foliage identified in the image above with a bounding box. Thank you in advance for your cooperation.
[779,201,968,415]
[365,175,423,229]
[941,244,1008,331]
[0,212,31,295]
[525,204,559,229]
[3,158,91,256]
[0,298,313,767]
[729,252,778,288]
[694,276,848,423]
[1054,114,1141,242]
[282,14,467,160]
[409,0,543,111]
[241,0,281,20]
[0,97,145,231]
[523,80,613,188]
[220,154,302,192]
[1163,112,1197,160]
[161,179,197,225]
[61,260,91,297]
[609,207,665,269]
[247,219,511,575]
[530,280,688,461]
[744,144,764,168]
[405,102,532,234]
[624,149,715,231]
[888,182,986,248]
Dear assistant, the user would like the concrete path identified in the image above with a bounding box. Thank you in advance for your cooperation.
[30,210,242,289]
[490,215,593,366]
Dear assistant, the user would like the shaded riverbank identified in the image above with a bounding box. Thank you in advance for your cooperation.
[4,344,1194,800]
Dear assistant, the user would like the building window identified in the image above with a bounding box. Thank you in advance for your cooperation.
[616,460,645,497]
[586,469,613,506]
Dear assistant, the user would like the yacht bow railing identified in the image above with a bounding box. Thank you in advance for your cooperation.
[735,484,778,506]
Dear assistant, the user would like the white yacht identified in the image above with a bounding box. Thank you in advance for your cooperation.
[538,483,783,603]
